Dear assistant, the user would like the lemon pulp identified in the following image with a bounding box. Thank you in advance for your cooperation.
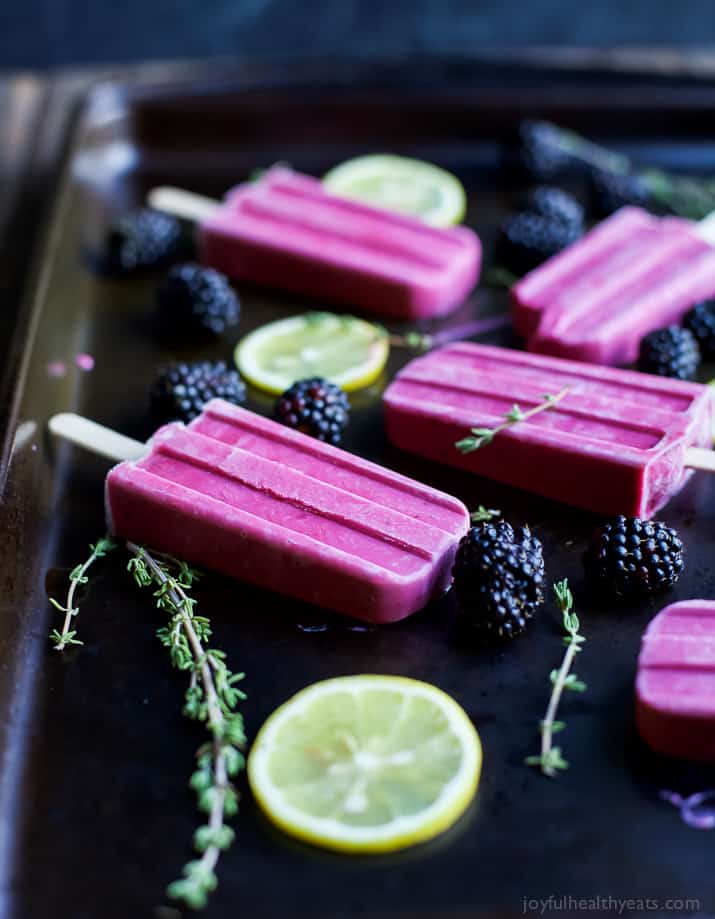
[323,154,467,228]
[234,312,389,395]
[248,675,482,853]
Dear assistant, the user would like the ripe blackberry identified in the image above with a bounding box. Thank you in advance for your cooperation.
[583,516,684,598]
[150,361,246,424]
[274,378,350,445]
[495,211,581,275]
[588,169,652,217]
[637,326,700,381]
[104,209,185,274]
[452,520,545,641]
[684,300,715,359]
[157,263,240,339]
[516,120,576,181]
[521,186,584,229]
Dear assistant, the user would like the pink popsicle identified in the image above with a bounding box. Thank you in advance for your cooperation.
[105,399,470,623]
[383,342,713,516]
[636,601,715,762]
[511,207,715,366]
[198,168,481,320]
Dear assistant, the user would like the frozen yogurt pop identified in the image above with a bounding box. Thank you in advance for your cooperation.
[49,401,469,623]
[148,168,481,320]
[512,206,715,365]
[636,600,715,762]
[383,342,715,516]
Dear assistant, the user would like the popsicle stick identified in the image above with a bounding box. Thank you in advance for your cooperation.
[695,210,715,247]
[147,186,220,223]
[685,446,715,473]
[49,413,146,463]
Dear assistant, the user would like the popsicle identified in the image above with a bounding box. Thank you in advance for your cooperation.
[50,400,469,624]
[383,342,715,516]
[148,168,481,320]
[636,600,715,762]
[511,206,715,365]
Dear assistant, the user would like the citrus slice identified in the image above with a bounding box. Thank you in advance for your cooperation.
[234,312,389,395]
[247,675,482,854]
[323,154,467,228]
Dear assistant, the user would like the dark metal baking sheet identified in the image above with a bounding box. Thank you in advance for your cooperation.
[3,58,715,919]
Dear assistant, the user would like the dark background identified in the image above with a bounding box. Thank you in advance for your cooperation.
[2,0,715,70]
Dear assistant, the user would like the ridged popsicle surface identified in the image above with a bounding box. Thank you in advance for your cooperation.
[199,168,481,319]
[383,342,712,516]
[511,207,715,365]
[636,601,715,762]
[106,400,469,623]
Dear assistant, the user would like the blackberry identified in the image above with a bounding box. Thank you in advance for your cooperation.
[274,378,350,446]
[638,326,700,381]
[150,361,246,424]
[521,186,584,229]
[495,211,581,276]
[583,516,684,598]
[516,120,576,181]
[104,209,185,274]
[156,263,240,339]
[452,520,545,641]
[684,300,715,359]
[588,169,652,217]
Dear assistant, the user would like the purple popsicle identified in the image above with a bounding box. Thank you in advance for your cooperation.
[636,601,715,763]
[105,399,470,623]
[383,342,714,516]
[511,207,715,366]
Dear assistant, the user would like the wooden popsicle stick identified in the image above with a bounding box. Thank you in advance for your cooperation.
[695,210,715,247]
[685,445,715,473]
[49,413,146,463]
[147,186,220,223]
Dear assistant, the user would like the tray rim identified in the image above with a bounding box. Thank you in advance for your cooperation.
[5,53,715,917]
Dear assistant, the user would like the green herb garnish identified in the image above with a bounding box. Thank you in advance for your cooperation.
[525,579,586,777]
[470,505,501,523]
[49,536,116,650]
[127,543,246,911]
[455,388,568,454]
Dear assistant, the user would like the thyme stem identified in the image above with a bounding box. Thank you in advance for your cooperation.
[49,536,116,651]
[455,387,569,454]
[525,579,586,777]
[126,542,246,911]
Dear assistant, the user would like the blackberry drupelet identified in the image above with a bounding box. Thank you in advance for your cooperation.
[150,361,247,424]
[583,516,684,598]
[452,520,545,641]
[157,263,240,339]
[521,186,584,229]
[684,300,715,359]
[637,326,700,381]
[516,120,575,181]
[104,209,185,273]
[588,169,651,217]
[495,211,581,276]
[274,378,350,445]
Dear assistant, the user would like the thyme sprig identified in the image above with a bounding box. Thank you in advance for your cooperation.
[126,543,246,911]
[455,388,569,454]
[470,505,501,523]
[525,579,586,777]
[49,536,116,650]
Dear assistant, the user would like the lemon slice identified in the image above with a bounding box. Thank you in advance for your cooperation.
[235,312,389,395]
[247,675,482,853]
[323,154,467,228]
